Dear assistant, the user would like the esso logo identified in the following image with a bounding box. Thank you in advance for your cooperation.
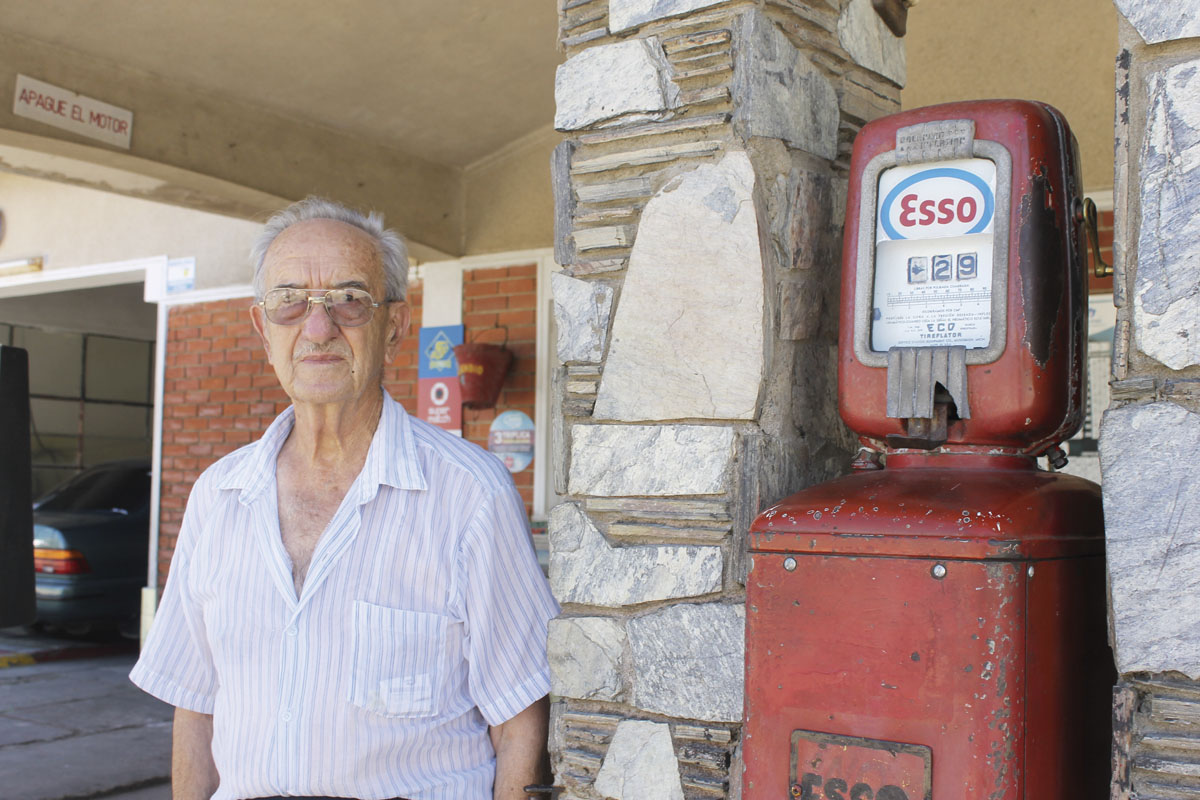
[878,167,994,241]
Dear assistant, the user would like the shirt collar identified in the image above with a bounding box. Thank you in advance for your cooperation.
[218,389,427,503]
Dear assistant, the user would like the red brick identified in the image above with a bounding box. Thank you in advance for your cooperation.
[464,312,498,328]
[470,296,508,312]
[497,309,536,326]
[507,264,537,278]
[464,280,500,298]
[506,292,537,311]
[470,266,509,281]
[497,277,536,294]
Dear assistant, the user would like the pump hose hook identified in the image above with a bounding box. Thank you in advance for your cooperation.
[1082,197,1113,279]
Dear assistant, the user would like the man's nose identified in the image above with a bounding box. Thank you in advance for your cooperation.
[300,298,339,340]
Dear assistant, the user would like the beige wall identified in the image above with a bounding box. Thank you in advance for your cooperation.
[0,170,261,288]
[463,125,556,256]
[904,0,1119,192]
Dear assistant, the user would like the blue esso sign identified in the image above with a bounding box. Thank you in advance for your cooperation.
[872,158,997,352]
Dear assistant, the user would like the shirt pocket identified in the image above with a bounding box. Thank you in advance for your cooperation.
[349,601,448,718]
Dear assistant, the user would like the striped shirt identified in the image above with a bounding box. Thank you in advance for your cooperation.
[130,391,559,800]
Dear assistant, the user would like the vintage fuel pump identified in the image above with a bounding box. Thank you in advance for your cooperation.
[742,101,1113,799]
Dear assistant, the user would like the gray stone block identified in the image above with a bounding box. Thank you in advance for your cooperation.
[567,423,734,496]
[1101,402,1200,677]
[552,272,613,364]
[1134,60,1200,370]
[554,38,679,131]
[593,150,764,421]
[628,602,745,721]
[552,140,577,266]
[732,11,840,160]
[838,0,906,87]
[549,502,723,607]
[609,0,727,33]
[594,719,684,799]
[1114,0,1200,44]
[548,616,627,701]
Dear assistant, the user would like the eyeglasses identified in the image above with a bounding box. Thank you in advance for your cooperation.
[257,287,383,327]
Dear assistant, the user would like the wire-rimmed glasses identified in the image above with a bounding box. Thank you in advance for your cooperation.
[257,287,383,327]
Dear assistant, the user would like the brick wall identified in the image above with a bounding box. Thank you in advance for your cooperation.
[460,264,538,512]
[156,267,537,585]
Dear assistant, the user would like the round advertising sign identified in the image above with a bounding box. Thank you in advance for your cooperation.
[488,410,535,473]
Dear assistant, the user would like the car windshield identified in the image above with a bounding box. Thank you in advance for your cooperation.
[35,464,150,514]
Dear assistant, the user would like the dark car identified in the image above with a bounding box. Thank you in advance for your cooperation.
[31,460,150,635]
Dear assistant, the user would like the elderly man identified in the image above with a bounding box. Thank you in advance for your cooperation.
[131,197,559,800]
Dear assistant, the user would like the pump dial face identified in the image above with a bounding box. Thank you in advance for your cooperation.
[871,157,997,352]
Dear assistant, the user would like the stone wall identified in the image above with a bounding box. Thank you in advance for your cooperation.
[549,1,902,796]
[1102,2,1200,796]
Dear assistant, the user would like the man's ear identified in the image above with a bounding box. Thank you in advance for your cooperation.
[384,301,411,362]
[249,303,274,364]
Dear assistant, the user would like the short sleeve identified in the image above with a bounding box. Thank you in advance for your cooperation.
[128,470,220,713]
[460,481,560,726]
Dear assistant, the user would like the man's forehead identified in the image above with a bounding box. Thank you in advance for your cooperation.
[263,218,383,281]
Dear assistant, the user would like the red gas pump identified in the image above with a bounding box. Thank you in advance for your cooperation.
[743,101,1114,799]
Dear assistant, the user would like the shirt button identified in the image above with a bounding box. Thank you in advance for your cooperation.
[286,626,298,637]
[281,711,292,722]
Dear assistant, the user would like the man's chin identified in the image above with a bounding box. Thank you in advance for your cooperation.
[283,380,361,407]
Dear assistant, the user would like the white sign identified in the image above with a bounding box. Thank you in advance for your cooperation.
[13,75,133,149]
[166,257,196,294]
[872,157,997,351]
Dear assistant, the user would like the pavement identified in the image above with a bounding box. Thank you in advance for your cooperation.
[0,627,172,800]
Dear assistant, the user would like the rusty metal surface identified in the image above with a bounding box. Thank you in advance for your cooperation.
[838,100,1087,456]
[744,552,1111,798]
[744,459,1111,799]
[750,453,1104,560]
[745,554,1028,798]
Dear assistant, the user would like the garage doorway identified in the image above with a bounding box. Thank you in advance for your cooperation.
[0,284,155,499]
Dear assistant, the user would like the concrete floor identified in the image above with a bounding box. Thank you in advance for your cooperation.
[0,634,172,800]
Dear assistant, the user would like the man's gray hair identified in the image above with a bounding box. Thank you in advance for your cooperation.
[250,196,409,301]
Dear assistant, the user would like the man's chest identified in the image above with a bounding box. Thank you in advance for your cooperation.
[193,491,461,614]
[276,481,344,574]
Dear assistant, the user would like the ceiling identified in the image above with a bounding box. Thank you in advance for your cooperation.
[0,0,562,168]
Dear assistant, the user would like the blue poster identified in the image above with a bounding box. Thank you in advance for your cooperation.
[418,325,463,379]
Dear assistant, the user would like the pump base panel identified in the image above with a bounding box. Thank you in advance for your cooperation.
[742,461,1112,799]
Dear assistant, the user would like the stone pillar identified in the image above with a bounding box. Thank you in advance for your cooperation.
[549,1,902,796]
[1102,3,1200,797]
